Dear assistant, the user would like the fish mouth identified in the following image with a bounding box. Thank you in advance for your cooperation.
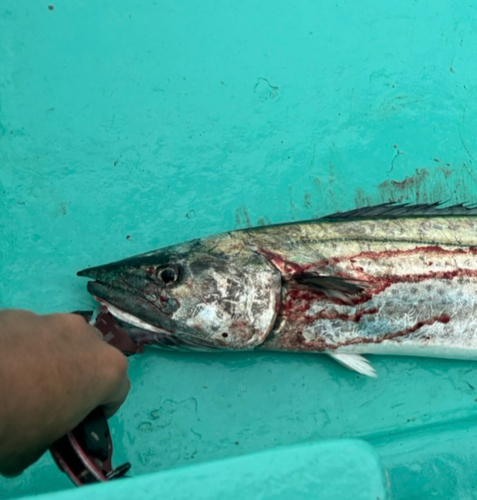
[84,279,177,333]
[84,300,220,352]
[89,292,168,334]
[85,287,221,352]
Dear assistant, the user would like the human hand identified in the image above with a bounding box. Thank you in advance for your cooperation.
[0,309,130,477]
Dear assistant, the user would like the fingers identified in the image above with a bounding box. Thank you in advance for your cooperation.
[85,319,131,418]
[101,371,131,418]
[55,313,132,417]
[65,314,131,418]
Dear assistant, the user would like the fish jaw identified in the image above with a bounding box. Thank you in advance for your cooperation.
[85,275,185,336]
[87,289,169,334]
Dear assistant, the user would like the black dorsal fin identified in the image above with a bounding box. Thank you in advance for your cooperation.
[318,202,477,222]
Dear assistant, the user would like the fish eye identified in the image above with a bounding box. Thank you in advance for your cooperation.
[157,265,180,286]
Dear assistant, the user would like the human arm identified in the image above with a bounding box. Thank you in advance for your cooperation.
[0,309,130,477]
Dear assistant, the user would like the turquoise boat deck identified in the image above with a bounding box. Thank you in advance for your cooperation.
[2,2,477,499]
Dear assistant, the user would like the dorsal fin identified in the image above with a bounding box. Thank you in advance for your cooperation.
[318,202,477,222]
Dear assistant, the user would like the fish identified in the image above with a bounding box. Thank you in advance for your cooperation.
[78,202,477,377]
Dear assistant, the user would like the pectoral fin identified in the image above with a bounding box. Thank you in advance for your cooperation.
[294,273,368,304]
[328,352,377,378]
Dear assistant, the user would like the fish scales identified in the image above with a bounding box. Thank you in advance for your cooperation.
[238,218,477,360]
[77,204,477,376]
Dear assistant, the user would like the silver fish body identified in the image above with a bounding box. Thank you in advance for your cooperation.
[78,203,477,376]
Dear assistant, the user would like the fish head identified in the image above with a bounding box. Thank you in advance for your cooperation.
[78,235,282,350]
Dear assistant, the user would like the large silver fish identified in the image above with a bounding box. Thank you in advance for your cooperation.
[78,203,477,377]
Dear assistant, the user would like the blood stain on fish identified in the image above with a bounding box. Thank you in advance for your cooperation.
[332,313,452,349]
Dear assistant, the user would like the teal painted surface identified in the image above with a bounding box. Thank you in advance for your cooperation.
[2,1,477,499]
[16,440,389,500]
